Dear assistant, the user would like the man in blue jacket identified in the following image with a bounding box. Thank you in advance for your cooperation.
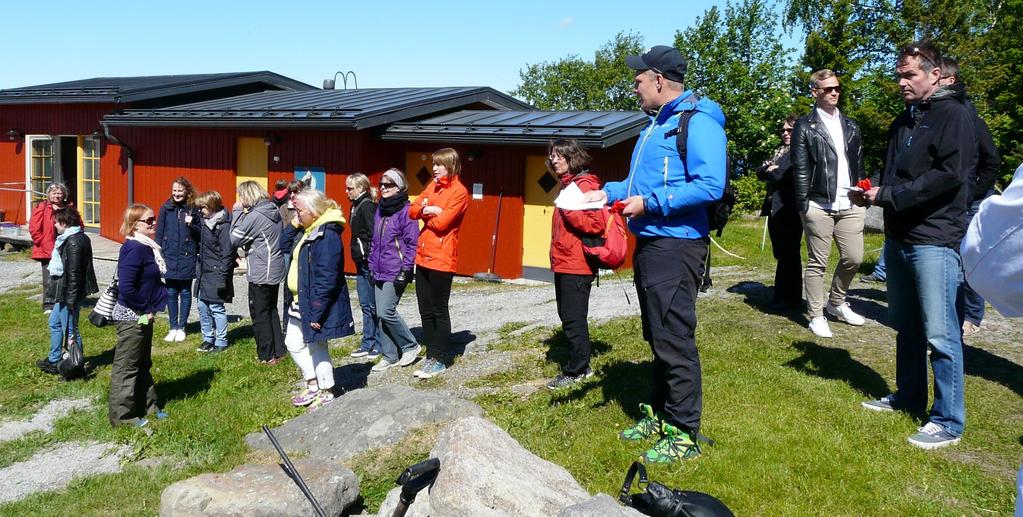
[585,45,727,464]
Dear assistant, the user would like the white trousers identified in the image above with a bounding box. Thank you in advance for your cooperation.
[285,305,335,390]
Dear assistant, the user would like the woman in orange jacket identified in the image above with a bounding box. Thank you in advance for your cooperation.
[408,148,469,379]
[546,139,606,390]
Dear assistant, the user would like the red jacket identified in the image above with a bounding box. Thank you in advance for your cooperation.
[550,173,606,275]
[409,176,469,273]
[29,201,60,260]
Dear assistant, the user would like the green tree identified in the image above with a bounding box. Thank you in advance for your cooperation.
[512,32,645,111]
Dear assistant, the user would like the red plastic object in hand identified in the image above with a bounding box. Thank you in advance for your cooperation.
[611,200,627,214]
[857,179,872,190]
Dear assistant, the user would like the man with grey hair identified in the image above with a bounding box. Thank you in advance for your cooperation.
[29,183,70,314]
[792,69,867,339]
[584,45,727,464]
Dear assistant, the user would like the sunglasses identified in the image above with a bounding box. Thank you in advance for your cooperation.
[816,85,842,94]
[380,182,397,190]
[138,216,156,226]
[900,46,939,69]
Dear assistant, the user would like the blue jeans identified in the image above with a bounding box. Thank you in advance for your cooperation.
[48,302,82,363]
[886,241,965,436]
[354,264,379,351]
[872,241,887,280]
[165,278,193,330]
[197,299,228,348]
[374,280,417,363]
[960,199,985,325]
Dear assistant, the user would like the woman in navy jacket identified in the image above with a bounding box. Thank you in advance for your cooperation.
[284,189,354,410]
[155,177,200,342]
[109,204,168,427]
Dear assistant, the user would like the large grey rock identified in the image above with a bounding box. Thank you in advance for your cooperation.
[864,205,885,232]
[376,485,431,517]
[427,416,590,516]
[245,386,482,461]
[160,460,357,516]
[559,494,645,516]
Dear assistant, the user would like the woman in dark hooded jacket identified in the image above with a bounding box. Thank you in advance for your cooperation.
[156,177,200,342]
[192,191,235,353]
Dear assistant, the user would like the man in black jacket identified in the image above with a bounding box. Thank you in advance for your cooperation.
[939,57,1002,336]
[792,69,867,338]
[854,41,977,450]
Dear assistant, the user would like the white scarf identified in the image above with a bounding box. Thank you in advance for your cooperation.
[130,233,167,275]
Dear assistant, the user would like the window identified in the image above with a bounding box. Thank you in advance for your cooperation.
[80,137,100,226]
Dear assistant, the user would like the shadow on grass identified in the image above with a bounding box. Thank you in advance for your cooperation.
[84,347,116,377]
[409,328,477,365]
[543,329,612,371]
[159,368,217,403]
[225,323,255,344]
[726,280,806,326]
[547,359,652,418]
[964,344,1023,398]
[784,340,890,398]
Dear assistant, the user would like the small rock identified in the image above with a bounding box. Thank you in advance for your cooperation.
[245,386,482,462]
[375,485,431,517]
[159,459,357,516]
[865,205,885,232]
[427,416,590,516]
[559,494,645,516]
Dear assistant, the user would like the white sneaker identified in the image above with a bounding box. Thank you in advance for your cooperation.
[826,302,866,326]
[397,344,422,367]
[808,316,833,338]
[173,329,186,342]
[163,330,177,342]
[371,358,397,372]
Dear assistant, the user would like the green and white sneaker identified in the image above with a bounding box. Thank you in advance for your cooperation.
[618,403,663,441]
[640,423,701,464]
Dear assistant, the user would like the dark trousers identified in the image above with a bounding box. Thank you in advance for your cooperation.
[249,283,285,361]
[40,260,55,311]
[554,272,594,376]
[768,205,804,306]
[415,267,454,362]
[634,237,706,434]
[959,199,986,325]
[109,320,158,425]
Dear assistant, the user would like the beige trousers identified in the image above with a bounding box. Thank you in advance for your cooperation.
[800,205,865,317]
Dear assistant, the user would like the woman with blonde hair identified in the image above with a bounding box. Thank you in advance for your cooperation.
[231,180,286,364]
[109,204,168,427]
[285,189,354,409]
[346,173,380,358]
[408,148,468,379]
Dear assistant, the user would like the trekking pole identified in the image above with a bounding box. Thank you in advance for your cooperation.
[262,425,327,517]
[613,270,632,305]
[391,457,440,517]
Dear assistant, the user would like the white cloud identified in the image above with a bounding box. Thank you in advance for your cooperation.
[559,16,573,28]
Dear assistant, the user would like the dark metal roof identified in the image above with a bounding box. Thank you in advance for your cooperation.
[382,110,649,148]
[102,87,533,129]
[0,72,316,104]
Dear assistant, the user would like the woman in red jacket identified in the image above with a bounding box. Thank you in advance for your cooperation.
[29,183,70,314]
[546,139,606,390]
[408,148,469,379]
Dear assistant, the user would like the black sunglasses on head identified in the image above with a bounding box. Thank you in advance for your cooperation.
[900,46,939,69]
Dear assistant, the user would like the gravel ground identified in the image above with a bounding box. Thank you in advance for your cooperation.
[0,441,131,504]
[0,398,93,444]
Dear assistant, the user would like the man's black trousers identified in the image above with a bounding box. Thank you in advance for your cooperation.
[633,236,707,435]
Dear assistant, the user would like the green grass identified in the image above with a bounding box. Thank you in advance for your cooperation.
[0,218,1018,515]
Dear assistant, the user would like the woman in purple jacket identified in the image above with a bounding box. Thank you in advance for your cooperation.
[368,169,421,372]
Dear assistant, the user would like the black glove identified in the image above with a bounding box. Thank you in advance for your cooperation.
[395,268,413,287]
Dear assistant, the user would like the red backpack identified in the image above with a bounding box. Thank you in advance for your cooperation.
[582,207,628,270]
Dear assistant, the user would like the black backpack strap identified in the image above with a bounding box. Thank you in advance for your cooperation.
[619,461,649,505]
[664,94,700,173]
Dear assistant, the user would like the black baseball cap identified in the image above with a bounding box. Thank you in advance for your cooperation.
[626,45,688,82]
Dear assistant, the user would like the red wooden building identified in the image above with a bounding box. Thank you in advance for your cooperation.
[2,74,647,280]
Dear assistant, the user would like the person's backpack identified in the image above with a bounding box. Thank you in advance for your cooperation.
[582,207,628,270]
[667,97,735,237]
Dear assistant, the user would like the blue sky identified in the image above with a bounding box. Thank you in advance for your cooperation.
[2,1,801,95]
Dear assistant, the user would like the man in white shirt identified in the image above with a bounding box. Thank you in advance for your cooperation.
[792,69,867,338]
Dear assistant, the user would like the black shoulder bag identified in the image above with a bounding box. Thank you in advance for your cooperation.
[619,461,734,517]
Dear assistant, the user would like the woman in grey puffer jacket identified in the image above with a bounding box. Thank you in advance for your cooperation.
[231,181,286,364]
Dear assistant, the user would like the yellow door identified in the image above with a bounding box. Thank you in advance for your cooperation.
[522,155,558,271]
[404,151,431,199]
[236,138,268,188]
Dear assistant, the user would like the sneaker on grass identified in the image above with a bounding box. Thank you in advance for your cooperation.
[640,423,700,464]
[546,369,594,390]
[619,403,662,441]
[417,360,447,379]
[861,394,897,412]
[291,388,318,407]
[196,342,216,353]
[350,345,371,358]
[826,302,866,326]
[908,422,960,450]
[808,316,833,338]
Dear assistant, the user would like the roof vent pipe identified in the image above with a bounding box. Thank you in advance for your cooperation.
[323,71,358,90]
